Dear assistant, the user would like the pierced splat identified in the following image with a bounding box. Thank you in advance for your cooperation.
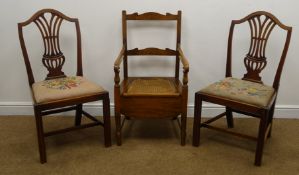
[243,15,276,83]
[33,12,66,79]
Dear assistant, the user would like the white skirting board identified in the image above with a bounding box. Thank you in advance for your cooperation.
[0,102,298,118]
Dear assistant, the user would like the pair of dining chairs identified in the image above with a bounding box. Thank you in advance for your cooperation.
[18,9,292,166]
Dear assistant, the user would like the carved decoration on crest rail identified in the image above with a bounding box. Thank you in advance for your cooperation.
[33,12,66,79]
[243,15,276,83]
[126,12,179,20]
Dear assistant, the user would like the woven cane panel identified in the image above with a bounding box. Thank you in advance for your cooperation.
[126,78,178,95]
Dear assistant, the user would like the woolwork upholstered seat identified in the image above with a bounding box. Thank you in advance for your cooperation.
[200,77,275,107]
[114,11,189,146]
[18,9,111,164]
[192,11,292,166]
[32,76,104,104]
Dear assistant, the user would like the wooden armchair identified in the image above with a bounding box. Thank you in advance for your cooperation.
[192,11,292,166]
[114,11,189,145]
[18,9,111,163]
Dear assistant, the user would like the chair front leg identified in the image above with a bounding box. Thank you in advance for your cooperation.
[75,104,82,126]
[226,107,234,128]
[114,87,122,146]
[255,110,269,166]
[192,93,202,146]
[115,112,122,146]
[180,85,188,146]
[103,93,112,147]
[34,107,47,163]
[181,112,187,146]
[114,66,122,146]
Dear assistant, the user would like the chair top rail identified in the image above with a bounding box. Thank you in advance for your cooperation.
[125,11,180,20]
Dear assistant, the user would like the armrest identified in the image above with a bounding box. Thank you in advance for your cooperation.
[114,46,125,86]
[177,45,189,85]
[178,46,189,71]
[114,46,125,68]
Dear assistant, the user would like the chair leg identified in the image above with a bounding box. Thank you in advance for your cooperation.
[193,93,202,146]
[255,111,269,166]
[75,104,82,126]
[34,108,47,163]
[226,107,234,128]
[115,112,122,146]
[267,102,276,138]
[180,113,187,146]
[103,94,112,147]
[114,86,122,146]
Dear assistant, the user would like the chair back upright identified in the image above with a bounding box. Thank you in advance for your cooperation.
[122,11,182,79]
[226,11,292,91]
[18,9,83,86]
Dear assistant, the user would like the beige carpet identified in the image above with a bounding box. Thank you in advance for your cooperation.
[0,116,298,175]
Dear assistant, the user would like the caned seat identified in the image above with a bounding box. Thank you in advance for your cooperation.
[114,11,189,145]
[200,77,275,107]
[33,76,105,104]
[122,77,180,96]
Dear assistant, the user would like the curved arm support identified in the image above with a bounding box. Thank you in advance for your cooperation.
[178,45,189,85]
[114,46,125,87]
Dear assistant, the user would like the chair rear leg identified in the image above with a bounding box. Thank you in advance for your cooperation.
[34,108,47,163]
[255,111,269,166]
[226,107,234,128]
[267,102,276,138]
[75,104,82,126]
[192,93,202,146]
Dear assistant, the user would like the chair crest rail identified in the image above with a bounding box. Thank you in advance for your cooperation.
[125,12,180,20]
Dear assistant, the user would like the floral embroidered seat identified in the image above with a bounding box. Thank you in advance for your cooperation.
[32,76,104,104]
[200,77,275,107]
[19,9,112,164]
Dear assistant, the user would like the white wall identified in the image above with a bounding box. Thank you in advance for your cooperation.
[0,0,298,117]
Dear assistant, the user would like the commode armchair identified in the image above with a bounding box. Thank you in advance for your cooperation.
[114,11,189,145]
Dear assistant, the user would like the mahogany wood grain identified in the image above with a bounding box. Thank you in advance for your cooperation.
[114,10,188,146]
[18,9,111,163]
[193,11,292,166]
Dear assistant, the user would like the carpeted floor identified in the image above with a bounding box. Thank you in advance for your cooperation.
[0,116,298,175]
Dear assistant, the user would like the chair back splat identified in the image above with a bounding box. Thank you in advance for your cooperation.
[18,9,83,83]
[226,11,292,89]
